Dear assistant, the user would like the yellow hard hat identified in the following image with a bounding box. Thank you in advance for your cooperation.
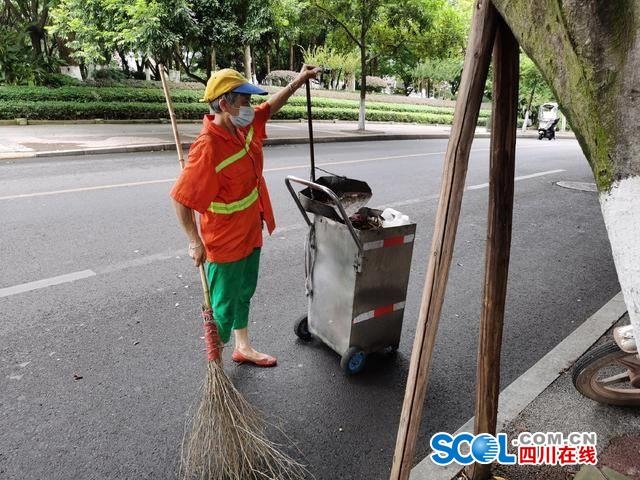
[202,68,267,102]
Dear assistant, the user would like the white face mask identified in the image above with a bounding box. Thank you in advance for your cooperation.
[229,106,255,127]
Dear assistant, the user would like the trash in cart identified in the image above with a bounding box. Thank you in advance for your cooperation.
[349,207,384,230]
[285,175,416,375]
[298,175,372,222]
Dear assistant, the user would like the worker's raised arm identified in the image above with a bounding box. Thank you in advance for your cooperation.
[267,65,321,117]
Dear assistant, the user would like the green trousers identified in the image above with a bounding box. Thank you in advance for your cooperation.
[205,248,261,344]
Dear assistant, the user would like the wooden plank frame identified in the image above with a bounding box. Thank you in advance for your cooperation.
[466,11,519,480]
[390,1,500,479]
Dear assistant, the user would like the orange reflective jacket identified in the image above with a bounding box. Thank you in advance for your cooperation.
[170,102,275,263]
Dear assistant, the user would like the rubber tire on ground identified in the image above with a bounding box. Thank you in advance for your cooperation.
[294,315,312,341]
[538,132,545,140]
[572,340,640,407]
[340,346,366,375]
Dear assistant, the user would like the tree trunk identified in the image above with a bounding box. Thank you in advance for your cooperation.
[358,36,367,130]
[491,0,640,351]
[243,45,252,80]
[117,49,129,74]
[266,51,271,74]
[289,43,294,71]
[522,81,536,131]
[210,47,217,75]
[27,27,44,59]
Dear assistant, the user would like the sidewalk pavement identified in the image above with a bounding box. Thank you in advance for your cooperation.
[3,119,634,480]
[411,294,639,480]
[0,119,575,160]
[492,310,639,480]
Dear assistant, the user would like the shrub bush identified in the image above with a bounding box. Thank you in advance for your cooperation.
[264,70,297,86]
[0,86,201,103]
[0,84,491,124]
[363,75,388,93]
[0,99,490,127]
[92,68,127,81]
[81,78,204,89]
[41,73,83,87]
[0,100,208,120]
[0,86,487,117]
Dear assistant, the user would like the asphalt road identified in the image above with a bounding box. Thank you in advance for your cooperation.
[0,138,620,480]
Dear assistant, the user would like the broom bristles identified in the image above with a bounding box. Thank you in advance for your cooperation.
[180,359,309,480]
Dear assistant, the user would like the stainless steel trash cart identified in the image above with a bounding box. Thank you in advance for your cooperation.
[285,175,416,374]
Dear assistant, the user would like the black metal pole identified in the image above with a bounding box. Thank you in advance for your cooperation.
[305,78,315,182]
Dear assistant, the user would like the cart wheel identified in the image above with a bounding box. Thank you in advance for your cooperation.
[538,132,544,140]
[341,346,366,375]
[294,315,312,341]
[572,341,640,407]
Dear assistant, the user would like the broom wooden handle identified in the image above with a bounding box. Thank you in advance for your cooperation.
[159,64,211,310]
[159,64,185,169]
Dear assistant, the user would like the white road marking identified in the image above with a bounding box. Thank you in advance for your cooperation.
[0,152,443,200]
[0,270,96,298]
[266,151,449,172]
[0,145,557,201]
[0,147,563,200]
[465,169,565,191]
[0,179,175,201]
[378,169,565,209]
[0,168,566,298]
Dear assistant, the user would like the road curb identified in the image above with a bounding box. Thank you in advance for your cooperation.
[0,131,576,161]
[0,135,456,160]
[409,291,628,480]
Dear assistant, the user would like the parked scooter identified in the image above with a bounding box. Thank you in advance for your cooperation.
[573,323,640,406]
[537,102,560,140]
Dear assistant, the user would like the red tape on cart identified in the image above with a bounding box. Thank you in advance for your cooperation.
[353,301,406,324]
[362,234,415,251]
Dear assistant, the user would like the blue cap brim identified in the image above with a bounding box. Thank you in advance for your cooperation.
[232,83,268,95]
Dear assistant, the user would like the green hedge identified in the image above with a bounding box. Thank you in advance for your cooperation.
[0,100,206,120]
[0,85,492,118]
[277,96,491,117]
[0,86,201,104]
[271,105,461,125]
[0,100,489,126]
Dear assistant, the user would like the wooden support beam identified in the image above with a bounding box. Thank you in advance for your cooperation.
[389,2,499,479]
[466,12,519,480]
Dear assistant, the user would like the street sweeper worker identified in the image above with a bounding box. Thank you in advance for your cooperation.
[170,65,320,367]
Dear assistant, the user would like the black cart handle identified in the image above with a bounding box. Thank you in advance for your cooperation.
[305,78,315,182]
[285,175,363,254]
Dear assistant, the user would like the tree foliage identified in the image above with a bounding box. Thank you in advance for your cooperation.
[1,0,61,84]
[518,52,554,122]
[1,0,472,93]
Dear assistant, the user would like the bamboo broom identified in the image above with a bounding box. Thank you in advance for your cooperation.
[159,65,308,480]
